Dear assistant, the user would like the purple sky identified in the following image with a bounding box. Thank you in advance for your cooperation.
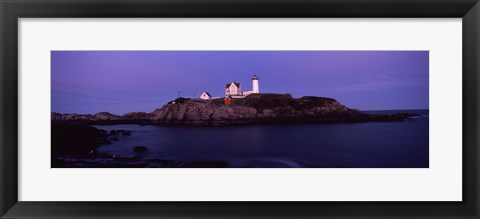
[51,51,428,114]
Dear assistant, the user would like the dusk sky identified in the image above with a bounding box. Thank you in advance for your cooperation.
[51,51,428,115]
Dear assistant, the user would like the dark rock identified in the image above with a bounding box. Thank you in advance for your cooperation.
[94,112,121,121]
[110,137,119,141]
[96,138,112,145]
[109,130,119,135]
[99,129,109,135]
[133,146,148,153]
[122,112,151,120]
[150,93,372,125]
[51,121,111,158]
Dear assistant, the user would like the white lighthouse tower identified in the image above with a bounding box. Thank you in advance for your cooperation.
[252,75,259,93]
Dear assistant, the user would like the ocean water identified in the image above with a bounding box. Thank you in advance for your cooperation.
[93,109,429,168]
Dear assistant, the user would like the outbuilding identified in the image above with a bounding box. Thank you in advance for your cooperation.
[200,92,212,100]
[224,96,234,105]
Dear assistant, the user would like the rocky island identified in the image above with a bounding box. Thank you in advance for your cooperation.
[51,93,416,126]
[51,93,419,167]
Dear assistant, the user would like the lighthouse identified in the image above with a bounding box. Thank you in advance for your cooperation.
[252,75,259,93]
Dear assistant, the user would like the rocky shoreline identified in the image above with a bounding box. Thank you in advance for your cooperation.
[52,93,418,126]
[53,154,230,168]
[51,121,231,168]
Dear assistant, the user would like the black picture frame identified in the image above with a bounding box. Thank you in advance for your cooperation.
[1,0,479,218]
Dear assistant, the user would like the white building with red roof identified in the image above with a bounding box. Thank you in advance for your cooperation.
[225,75,260,98]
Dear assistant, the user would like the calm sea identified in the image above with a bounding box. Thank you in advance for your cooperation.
[93,109,429,168]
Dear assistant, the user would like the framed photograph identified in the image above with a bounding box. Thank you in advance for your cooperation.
[1,0,479,218]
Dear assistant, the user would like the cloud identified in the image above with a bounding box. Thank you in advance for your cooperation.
[329,77,427,93]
